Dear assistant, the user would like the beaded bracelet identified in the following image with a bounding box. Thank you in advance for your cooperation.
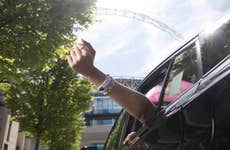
[98,75,115,95]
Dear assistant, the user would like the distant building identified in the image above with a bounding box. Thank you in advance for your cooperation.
[81,92,121,149]
[17,133,46,150]
[80,77,142,149]
[0,100,45,150]
[0,104,18,150]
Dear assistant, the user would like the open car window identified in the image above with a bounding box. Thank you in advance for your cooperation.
[163,42,200,104]
[145,77,165,105]
[143,62,170,106]
[104,110,128,150]
[121,111,182,150]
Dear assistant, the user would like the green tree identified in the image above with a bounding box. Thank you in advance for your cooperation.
[0,0,95,68]
[5,59,93,150]
[0,1,96,149]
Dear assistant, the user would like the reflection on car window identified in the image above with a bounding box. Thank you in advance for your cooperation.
[123,112,181,150]
[163,44,199,103]
[200,17,230,74]
[104,110,127,150]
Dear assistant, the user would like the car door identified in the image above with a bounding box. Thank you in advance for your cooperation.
[120,111,183,150]
[117,57,184,150]
[160,39,213,150]
[198,14,230,150]
[120,37,205,150]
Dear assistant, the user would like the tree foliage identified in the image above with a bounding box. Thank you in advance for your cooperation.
[5,59,93,150]
[0,0,95,68]
[0,0,96,149]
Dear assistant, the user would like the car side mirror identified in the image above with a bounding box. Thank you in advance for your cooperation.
[81,146,98,150]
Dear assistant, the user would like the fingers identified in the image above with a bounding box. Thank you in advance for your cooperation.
[70,49,77,62]
[77,44,86,56]
[81,39,96,56]
[123,132,137,145]
[74,45,82,58]
[75,39,95,58]
[67,55,73,67]
[66,39,95,74]
[67,46,81,70]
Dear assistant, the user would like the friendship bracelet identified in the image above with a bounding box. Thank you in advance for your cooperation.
[98,75,115,95]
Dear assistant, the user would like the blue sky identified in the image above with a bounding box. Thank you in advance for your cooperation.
[77,0,230,78]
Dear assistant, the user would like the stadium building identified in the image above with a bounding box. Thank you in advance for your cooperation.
[80,77,143,149]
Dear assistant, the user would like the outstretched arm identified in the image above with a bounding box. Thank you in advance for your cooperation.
[67,39,156,125]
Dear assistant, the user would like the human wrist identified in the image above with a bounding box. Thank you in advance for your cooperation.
[85,67,107,87]
[98,75,115,95]
[83,66,97,78]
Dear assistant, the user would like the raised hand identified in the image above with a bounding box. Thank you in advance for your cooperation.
[67,39,96,77]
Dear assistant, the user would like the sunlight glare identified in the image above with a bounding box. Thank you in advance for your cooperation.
[191,0,205,5]
[204,12,230,34]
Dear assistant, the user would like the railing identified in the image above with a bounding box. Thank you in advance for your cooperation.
[85,108,122,115]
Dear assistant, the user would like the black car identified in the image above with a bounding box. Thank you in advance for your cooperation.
[84,12,230,150]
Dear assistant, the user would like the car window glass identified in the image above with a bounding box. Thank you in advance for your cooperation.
[200,15,230,74]
[128,63,170,137]
[121,112,182,150]
[145,82,163,104]
[163,43,199,103]
[145,73,166,106]
[104,110,127,150]
[143,63,169,107]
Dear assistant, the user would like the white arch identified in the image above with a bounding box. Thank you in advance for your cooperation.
[96,8,185,42]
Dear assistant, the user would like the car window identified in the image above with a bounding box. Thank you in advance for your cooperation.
[145,67,168,106]
[145,82,164,104]
[163,43,200,103]
[121,111,182,150]
[199,14,230,74]
[104,110,128,150]
[123,62,170,140]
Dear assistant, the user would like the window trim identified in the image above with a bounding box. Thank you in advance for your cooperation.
[195,39,204,78]
[159,39,202,109]
[156,59,174,113]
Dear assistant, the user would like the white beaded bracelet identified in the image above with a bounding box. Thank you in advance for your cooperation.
[98,75,114,95]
